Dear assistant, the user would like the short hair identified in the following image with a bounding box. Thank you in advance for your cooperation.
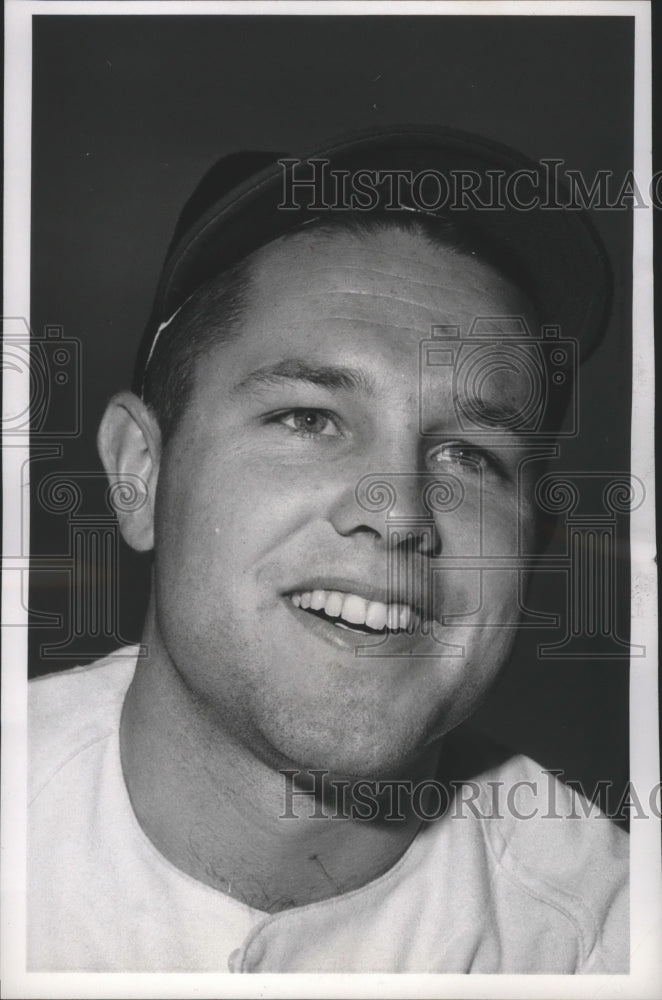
[141,211,545,442]
[141,255,250,442]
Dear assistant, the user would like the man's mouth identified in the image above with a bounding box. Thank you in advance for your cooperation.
[288,589,420,635]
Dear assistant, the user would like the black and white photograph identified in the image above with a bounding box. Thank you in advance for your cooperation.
[2,1,659,997]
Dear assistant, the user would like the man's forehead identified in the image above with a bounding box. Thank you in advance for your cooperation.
[244,225,538,331]
[186,225,544,423]
[253,225,511,287]
[210,229,544,431]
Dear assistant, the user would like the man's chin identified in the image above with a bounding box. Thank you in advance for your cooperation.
[268,724,449,786]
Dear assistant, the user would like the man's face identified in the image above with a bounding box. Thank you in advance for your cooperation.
[152,227,541,778]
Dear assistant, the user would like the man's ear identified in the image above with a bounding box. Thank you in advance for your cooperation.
[97,391,162,552]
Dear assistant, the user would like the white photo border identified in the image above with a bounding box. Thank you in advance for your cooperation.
[2,2,659,997]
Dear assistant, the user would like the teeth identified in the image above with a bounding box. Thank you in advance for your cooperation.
[386,605,400,630]
[365,601,387,630]
[324,591,344,617]
[341,593,368,624]
[310,590,325,611]
[289,589,418,632]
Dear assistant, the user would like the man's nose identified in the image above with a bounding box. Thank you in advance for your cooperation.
[328,470,451,557]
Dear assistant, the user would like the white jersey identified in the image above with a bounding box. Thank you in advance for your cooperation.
[29,648,628,973]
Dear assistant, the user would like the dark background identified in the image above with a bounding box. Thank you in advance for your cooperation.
[29,14,634,821]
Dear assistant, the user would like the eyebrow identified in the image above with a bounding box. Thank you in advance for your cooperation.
[451,391,530,431]
[231,358,375,396]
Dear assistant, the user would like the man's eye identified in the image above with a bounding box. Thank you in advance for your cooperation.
[429,442,487,470]
[278,409,340,438]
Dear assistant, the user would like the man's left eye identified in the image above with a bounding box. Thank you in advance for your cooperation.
[429,442,487,470]
[279,409,341,437]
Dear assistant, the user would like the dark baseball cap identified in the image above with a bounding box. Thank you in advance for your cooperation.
[134,125,613,393]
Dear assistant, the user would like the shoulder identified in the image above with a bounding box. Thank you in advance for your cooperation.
[474,748,629,887]
[442,726,628,860]
[441,728,629,972]
[29,646,139,803]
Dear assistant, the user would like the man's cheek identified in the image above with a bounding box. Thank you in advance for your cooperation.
[436,494,519,557]
[479,497,524,555]
[438,568,523,625]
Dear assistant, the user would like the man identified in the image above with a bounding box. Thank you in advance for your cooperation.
[29,127,628,972]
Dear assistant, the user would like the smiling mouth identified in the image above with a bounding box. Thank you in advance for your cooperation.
[289,589,421,635]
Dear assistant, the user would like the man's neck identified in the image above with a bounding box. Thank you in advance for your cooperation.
[119,620,441,913]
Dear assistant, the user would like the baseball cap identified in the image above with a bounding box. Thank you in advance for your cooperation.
[133,125,613,393]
